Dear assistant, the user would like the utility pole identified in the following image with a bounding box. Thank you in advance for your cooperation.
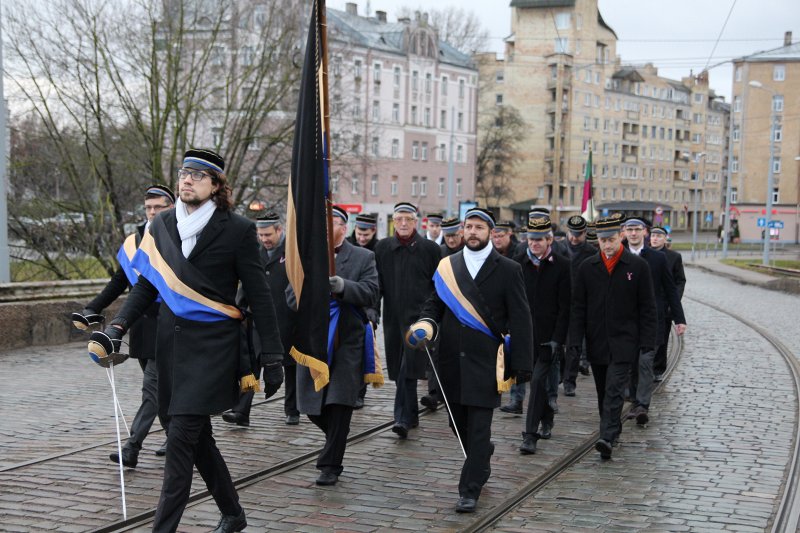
[0,7,10,283]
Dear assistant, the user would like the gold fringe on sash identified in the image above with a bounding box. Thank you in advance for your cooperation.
[239,373,261,393]
[290,345,330,392]
[496,343,516,393]
[364,328,385,388]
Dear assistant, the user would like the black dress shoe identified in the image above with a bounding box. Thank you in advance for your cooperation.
[286,414,300,425]
[221,411,250,427]
[595,439,612,460]
[578,365,590,376]
[455,496,477,513]
[315,471,339,486]
[109,446,139,468]
[154,440,167,456]
[564,384,576,397]
[420,395,440,410]
[519,434,537,455]
[353,397,365,410]
[540,423,552,440]
[500,401,522,414]
[391,424,408,439]
[212,508,247,533]
[635,407,649,426]
[548,398,559,413]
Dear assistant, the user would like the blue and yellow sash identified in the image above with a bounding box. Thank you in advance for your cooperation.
[325,299,384,391]
[117,233,140,287]
[433,254,515,393]
[130,217,243,322]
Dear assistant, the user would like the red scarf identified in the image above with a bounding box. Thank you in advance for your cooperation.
[395,229,417,246]
[601,245,624,275]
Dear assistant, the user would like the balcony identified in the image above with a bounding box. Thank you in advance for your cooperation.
[546,102,569,114]
[546,77,572,90]
[545,124,555,136]
[623,131,639,143]
[622,154,638,164]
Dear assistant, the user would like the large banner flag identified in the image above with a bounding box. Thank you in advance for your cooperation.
[285,0,332,391]
[581,150,598,222]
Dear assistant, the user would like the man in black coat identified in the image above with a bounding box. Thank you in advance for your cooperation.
[222,213,298,426]
[491,221,516,259]
[649,226,686,380]
[374,202,441,439]
[439,217,464,257]
[622,218,686,425]
[408,208,533,513]
[295,206,380,486]
[515,216,571,454]
[91,149,284,533]
[569,214,657,460]
[76,185,174,468]
[346,213,380,252]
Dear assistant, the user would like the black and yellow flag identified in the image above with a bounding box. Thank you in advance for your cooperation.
[285,0,331,391]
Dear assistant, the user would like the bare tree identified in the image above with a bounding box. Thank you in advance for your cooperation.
[475,105,526,210]
[396,6,490,55]
[3,0,304,278]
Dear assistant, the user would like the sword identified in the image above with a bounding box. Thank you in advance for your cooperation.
[424,344,467,459]
[105,367,130,437]
[107,362,128,520]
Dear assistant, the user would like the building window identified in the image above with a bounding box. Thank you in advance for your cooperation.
[554,37,568,53]
[372,100,380,121]
[731,187,738,203]
[371,136,379,157]
[457,112,464,130]
[411,106,418,124]
[733,96,741,112]
[735,66,742,82]
[392,103,400,123]
[210,46,225,66]
[459,79,465,99]
[693,93,703,104]
[411,176,418,196]
[370,175,378,196]
[412,141,419,160]
[420,177,428,197]
[774,65,786,81]
[425,73,432,94]
[391,176,398,196]
[373,63,382,83]
[772,188,780,203]
[732,125,740,141]
[440,110,447,129]
[773,95,784,112]
[240,46,254,66]
[352,134,361,153]
[393,66,401,87]
[456,178,463,197]
[554,12,570,29]
[331,173,340,194]
[496,71,504,83]
[441,75,448,95]
[411,70,419,93]
[438,177,445,196]
[424,107,431,127]
[421,142,428,161]
[456,145,464,163]
[774,124,782,142]
[773,157,781,174]
[351,175,359,195]
[731,157,739,172]
[352,97,361,118]
[438,143,447,161]
[496,94,503,106]
[354,59,362,80]
[391,139,399,158]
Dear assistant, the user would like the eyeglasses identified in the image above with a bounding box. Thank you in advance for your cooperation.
[177,168,212,182]
[394,216,415,224]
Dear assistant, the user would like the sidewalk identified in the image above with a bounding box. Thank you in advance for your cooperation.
[685,254,800,294]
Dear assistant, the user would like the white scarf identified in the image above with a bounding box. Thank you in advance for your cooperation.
[175,198,217,257]
[463,242,493,279]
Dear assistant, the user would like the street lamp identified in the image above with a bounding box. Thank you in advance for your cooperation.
[682,151,706,262]
[795,156,800,245]
[748,80,778,266]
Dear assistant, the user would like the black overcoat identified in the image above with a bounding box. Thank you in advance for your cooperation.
[663,247,687,299]
[374,232,441,380]
[569,248,658,365]
[639,247,686,345]
[418,249,533,408]
[114,208,283,417]
[296,240,379,415]
[515,251,571,358]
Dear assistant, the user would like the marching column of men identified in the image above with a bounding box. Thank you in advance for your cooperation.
[86,176,695,525]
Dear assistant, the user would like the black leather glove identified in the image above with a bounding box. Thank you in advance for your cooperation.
[87,326,127,367]
[514,369,533,384]
[366,308,380,327]
[72,308,105,331]
[261,355,284,399]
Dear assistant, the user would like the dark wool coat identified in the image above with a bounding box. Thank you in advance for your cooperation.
[374,231,441,380]
[639,247,686,345]
[346,232,379,252]
[115,208,283,417]
[440,242,464,257]
[87,224,159,360]
[662,246,687,299]
[296,240,379,415]
[569,248,658,365]
[418,249,533,408]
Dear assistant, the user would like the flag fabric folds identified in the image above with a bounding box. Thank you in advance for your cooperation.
[581,150,597,222]
[285,0,332,391]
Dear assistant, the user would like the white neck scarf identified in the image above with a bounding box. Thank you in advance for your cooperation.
[463,242,493,279]
[629,243,644,255]
[175,198,217,257]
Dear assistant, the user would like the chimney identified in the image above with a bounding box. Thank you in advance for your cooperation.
[376,10,387,23]
[346,2,357,16]
[398,17,410,24]
[785,31,793,47]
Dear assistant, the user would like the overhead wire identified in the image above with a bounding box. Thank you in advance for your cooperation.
[702,0,739,72]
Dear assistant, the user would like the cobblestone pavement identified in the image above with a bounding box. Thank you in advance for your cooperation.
[0,270,798,532]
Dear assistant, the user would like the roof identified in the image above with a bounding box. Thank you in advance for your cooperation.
[326,8,474,69]
[508,198,546,211]
[612,68,645,82]
[509,0,575,7]
[597,201,674,212]
[735,41,800,63]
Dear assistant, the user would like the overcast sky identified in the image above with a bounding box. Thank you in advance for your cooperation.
[327,0,799,102]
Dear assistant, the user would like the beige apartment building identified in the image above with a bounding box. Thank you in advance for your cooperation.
[481,0,729,232]
[730,33,799,243]
[326,4,479,235]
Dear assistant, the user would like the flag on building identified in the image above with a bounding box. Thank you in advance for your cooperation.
[581,150,597,222]
[285,0,332,391]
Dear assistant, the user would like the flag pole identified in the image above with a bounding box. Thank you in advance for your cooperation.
[318,0,336,276]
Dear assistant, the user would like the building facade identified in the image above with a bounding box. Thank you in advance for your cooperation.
[326,3,479,235]
[730,33,799,243]
[482,0,729,232]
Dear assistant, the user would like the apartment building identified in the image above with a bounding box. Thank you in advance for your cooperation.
[730,32,799,243]
[326,3,479,233]
[483,0,729,231]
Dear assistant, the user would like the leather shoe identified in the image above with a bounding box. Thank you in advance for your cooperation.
[539,423,552,440]
[221,411,250,427]
[354,397,365,410]
[109,446,138,468]
[315,471,339,486]
[212,508,246,533]
[286,414,300,425]
[578,364,590,376]
[635,407,649,426]
[595,439,612,460]
[653,373,664,383]
[500,401,522,414]
[391,423,409,439]
[548,398,559,413]
[564,383,576,396]
[455,496,477,513]
[519,434,537,455]
[154,440,167,456]
[420,394,440,410]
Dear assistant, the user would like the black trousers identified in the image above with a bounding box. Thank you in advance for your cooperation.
[128,358,168,450]
[525,353,555,436]
[449,404,494,500]
[152,415,240,533]
[308,404,354,475]
[653,318,672,375]
[591,361,630,444]
[393,354,419,428]
[232,364,299,417]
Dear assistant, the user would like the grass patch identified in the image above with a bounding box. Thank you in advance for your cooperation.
[720,258,800,273]
[669,242,762,252]
[11,257,111,282]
